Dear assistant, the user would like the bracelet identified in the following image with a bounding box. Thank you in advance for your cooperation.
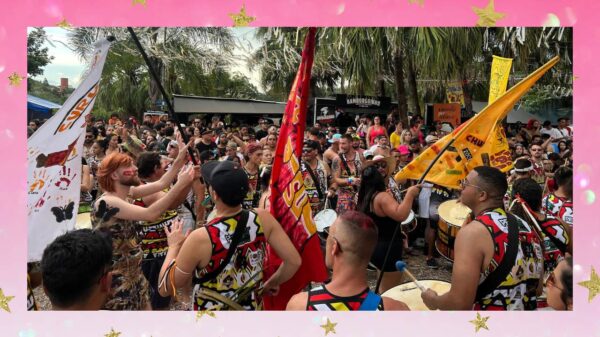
[348,177,353,185]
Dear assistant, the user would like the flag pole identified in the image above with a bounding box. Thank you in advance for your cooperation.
[126,27,198,165]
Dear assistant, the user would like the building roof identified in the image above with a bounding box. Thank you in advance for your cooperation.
[173,95,286,115]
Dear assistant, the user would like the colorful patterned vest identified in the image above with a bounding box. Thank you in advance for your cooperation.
[133,189,178,260]
[243,167,260,210]
[193,210,266,310]
[307,285,384,311]
[538,215,570,274]
[474,209,543,311]
[542,193,573,226]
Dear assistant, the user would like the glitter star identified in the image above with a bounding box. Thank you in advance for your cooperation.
[132,0,147,6]
[469,312,490,332]
[0,288,15,313]
[229,4,255,27]
[320,317,337,336]
[579,266,600,303]
[196,309,216,321]
[8,72,24,87]
[104,328,121,337]
[56,18,72,29]
[472,0,505,27]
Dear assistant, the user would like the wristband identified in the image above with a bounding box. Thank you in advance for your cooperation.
[348,177,353,185]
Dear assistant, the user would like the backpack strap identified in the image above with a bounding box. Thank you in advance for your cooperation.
[359,291,382,311]
[475,212,520,301]
[196,210,249,284]
[303,161,324,200]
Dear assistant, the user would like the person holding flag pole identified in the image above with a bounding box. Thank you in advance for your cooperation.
[405,56,559,310]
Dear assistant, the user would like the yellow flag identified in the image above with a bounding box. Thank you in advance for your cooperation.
[395,56,559,189]
[488,56,513,104]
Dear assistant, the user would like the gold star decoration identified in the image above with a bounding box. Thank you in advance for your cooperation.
[408,0,424,5]
[0,288,15,313]
[8,72,25,87]
[196,309,216,321]
[132,0,147,6]
[472,0,505,27]
[469,312,490,332]
[229,4,255,27]
[56,18,72,29]
[320,317,337,336]
[579,266,600,303]
[104,328,121,337]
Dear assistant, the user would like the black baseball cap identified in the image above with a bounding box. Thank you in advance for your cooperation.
[304,140,320,150]
[201,161,249,206]
[201,128,213,135]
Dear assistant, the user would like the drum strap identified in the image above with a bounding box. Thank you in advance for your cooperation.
[359,291,382,311]
[475,213,520,301]
[196,210,249,285]
[303,160,324,200]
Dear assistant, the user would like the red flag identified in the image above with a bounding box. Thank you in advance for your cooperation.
[264,28,328,310]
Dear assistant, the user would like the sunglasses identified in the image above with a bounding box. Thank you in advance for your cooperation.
[375,162,387,169]
[303,148,313,153]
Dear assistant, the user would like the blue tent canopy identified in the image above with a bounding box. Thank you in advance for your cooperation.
[27,94,62,113]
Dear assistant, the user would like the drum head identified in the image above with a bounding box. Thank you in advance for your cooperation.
[438,199,471,227]
[382,280,451,311]
[315,209,337,232]
[401,210,415,225]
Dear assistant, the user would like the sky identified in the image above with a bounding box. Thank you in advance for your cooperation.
[28,27,262,91]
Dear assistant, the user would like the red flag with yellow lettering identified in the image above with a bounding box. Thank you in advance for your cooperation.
[264,28,328,310]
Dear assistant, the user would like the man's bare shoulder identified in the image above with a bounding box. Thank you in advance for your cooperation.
[286,291,309,311]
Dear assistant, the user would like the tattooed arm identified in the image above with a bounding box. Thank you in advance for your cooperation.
[331,155,350,187]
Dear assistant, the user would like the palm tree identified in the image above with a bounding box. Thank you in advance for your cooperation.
[66,27,235,117]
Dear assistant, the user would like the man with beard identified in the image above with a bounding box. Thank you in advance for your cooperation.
[421,166,543,310]
[332,134,362,214]
[529,144,546,188]
[83,127,98,161]
[407,137,422,162]
[351,134,365,158]
[135,151,203,309]
[301,140,331,215]
[93,144,195,310]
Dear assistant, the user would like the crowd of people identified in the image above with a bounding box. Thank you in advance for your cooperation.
[27,110,574,311]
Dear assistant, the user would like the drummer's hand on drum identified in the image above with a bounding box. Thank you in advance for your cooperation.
[406,184,423,199]
[421,288,439,310]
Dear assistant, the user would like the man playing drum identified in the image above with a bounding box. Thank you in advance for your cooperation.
[286,211,409,311]
[421,166,544,310]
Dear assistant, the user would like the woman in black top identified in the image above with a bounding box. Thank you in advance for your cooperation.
[356,166,421,293]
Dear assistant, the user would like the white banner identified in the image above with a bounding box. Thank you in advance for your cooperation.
[27,38,112,262]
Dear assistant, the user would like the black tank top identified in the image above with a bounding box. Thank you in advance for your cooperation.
[366,192,401,241]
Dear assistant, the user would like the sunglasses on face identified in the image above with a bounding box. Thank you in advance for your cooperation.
[303,148,313,153]
[375,162,387,169]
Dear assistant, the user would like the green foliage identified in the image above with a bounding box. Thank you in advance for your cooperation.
[27,28,54,77]
[28,78,73,104]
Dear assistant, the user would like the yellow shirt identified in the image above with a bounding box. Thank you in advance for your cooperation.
[390,131,402,149]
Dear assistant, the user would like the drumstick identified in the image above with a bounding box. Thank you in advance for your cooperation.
[395,261,426,292]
